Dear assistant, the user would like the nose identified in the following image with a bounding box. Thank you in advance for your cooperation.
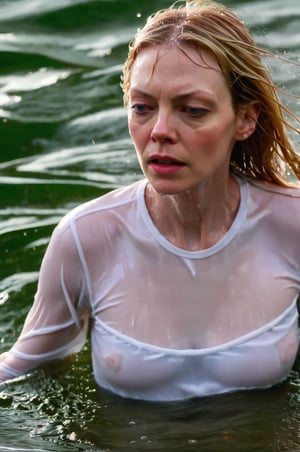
[151,111,177,144]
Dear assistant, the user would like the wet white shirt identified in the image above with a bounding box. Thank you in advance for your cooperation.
[0,177,299,401]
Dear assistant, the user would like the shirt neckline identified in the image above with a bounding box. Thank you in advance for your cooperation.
[137,176,248,259]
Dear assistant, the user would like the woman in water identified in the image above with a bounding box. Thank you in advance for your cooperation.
[0,0,299,401]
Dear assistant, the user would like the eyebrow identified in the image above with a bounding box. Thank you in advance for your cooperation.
[129,88,217,105]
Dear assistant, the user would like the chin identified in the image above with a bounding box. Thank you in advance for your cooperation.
[148,181,192,196]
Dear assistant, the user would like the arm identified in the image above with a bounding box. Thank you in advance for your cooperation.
[0,219,89,382]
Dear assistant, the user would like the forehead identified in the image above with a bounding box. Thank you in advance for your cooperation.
[129,44,225,93]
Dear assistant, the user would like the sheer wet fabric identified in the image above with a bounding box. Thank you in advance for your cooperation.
[0,177,299,401]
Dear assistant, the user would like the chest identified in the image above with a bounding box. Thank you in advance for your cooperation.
[89,234,298,348]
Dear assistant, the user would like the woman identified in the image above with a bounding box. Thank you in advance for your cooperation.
[0,0,299,401]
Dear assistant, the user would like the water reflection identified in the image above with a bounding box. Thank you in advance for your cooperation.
[1,364,299,451]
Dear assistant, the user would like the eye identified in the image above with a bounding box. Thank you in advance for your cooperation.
[182,106,208,117]
[130,103,152,114]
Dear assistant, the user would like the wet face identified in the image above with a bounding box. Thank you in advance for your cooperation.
[128,44,249,195]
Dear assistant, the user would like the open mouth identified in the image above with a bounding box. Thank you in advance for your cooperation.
[149,157,185,166]
[148,156,185,174]
[152,159,183,165]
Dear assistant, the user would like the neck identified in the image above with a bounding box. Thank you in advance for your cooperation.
[145,174,240,251]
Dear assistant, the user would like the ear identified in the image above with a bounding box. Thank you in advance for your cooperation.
[235,101,261,141]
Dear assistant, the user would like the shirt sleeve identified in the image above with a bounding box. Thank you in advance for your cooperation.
[0,218,90,382]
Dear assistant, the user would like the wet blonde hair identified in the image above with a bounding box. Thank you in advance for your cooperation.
[122,0,300,187]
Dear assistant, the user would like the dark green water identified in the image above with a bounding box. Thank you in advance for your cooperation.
[0,0,299,450]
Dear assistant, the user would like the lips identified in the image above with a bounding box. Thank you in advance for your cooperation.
[148,155,184,166]
[147,154,185,174]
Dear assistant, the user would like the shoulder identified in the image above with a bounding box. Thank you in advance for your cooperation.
[244,177,300,236]
[247,178,300,199]
[50,179,146,256]
[246,178,300,212]
[57,179,146,232]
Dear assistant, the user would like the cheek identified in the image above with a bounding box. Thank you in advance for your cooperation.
[128,120,149,149]
[128,114,139,138]
[190,127,234,167]
[189,128,219,152]
[194,120,236,150]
